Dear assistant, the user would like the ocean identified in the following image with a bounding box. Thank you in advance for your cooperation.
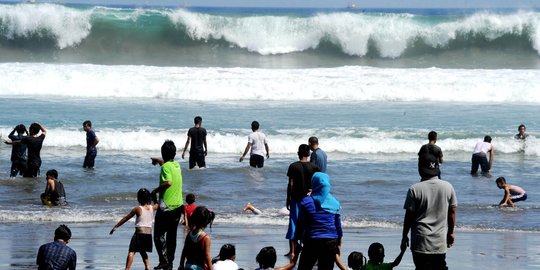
[0,3,539,269]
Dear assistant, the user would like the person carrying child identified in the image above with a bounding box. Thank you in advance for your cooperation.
[110,188,158,270]
[178,206,215,270]
[8,124,28,177]
[496,177,527,208]
[40,169,67,206]
[365,242,405,270]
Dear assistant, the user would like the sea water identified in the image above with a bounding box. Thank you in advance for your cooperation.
[0,2,539,266]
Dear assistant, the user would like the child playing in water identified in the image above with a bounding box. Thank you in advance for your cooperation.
[178,206,215,270]
[110,188,158,270]
[40,169,67,206]
[365,242,406,270]
[496,177,527,208]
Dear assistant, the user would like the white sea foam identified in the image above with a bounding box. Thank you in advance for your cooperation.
[1,126,536,155]
[0,63,539,103]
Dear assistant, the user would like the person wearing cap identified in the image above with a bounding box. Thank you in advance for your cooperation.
[471,135,494,176]
[401,152,457,270]
[212,244,239,270]
[514,124,529,140]
[308,136,327,173]
[37,224,77,270]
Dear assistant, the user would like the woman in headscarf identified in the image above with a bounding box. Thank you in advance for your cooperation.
[294,172,342,270]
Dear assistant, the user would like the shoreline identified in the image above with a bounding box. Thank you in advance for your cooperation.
[1,222,538,269]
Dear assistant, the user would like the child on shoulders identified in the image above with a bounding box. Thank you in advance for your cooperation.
[496,177,527,207]
[110,188,158,270]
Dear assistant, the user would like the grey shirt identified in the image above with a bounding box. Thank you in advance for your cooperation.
[404,176,457,254]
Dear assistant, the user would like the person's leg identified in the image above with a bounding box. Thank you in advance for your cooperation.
[285,200,299,255]
[479,156,489,174]
[10,161,18,177]
[188,154,196,169]
[249,155,257,168]
[196,152,206,168]
[470,154,480,175]
[126,251,135,270]
[316,239,338,270]
[140,251,150,270]
[165,208,182,268]
[23,164,38,178]
[297,239,318,270]
[154,210,169,267]
[84,151,96,168]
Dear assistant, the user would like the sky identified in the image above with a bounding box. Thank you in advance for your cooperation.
[3,0,540,8]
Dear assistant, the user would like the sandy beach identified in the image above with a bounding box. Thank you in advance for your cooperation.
[1,222,538,269]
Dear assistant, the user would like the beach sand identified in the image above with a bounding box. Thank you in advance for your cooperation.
[1,222,538,269]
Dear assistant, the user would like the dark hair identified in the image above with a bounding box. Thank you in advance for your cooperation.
[308,136,319,145]
[251,121,260,131]
[137,188,151,205]
[46,169,58,179]
[186,193,196,204]
[368,242,385,262]
[161,140,176,161]
[297,144,310,158]
[428,131,437,141]
[29,123,41,135]
[189,206,215,230]
[496,176,506,184]
[256,246,277,269]
[218,244,236,260]
[54,224,72,241]
[484,135,492,143]
[347,251,366,270]
[194,116,202,125]
[15,124,27,133]
[518,124,526,130]
[83,120,92,127]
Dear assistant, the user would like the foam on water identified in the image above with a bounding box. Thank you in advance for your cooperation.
[1,63,539,103]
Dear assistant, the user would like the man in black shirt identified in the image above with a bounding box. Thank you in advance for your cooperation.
[181,116,207,169]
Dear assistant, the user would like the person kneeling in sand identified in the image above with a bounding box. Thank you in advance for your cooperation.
[496,177,527,208]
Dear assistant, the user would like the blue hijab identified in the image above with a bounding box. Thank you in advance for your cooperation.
[311,172,340,214]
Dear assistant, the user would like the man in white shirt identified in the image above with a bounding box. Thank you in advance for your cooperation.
[239,121,269,168]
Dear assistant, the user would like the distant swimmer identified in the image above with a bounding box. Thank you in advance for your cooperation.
[182,116,207,169]
[243,202,262,215]
[514,124,529,140]
[496,177,527,208]
[82,120,99,169]
[471,135,494,177]
[41,169,67,206]
[240,121,269,168]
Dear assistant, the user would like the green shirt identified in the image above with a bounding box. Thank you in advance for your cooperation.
[160,161,183,210]
[365,262,393,270]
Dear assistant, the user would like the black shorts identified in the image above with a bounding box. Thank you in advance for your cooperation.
[129,232,152,253]
[249,154,264,168]
[189,152,206,169]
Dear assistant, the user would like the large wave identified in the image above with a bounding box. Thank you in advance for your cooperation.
[0,3,539,61]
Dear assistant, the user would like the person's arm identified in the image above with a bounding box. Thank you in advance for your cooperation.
[36,122,47,136]
[151,157,164,166]
[265,143,270,159]
[203,136,208,156]
[286,177,293,210]
[239,142,251,162]
[153,181,172,195]
[88,132,99,151]
[181,136,191,159]
[45,179,55,194]
[499,186,514,207]
[68,252,77,270]
[401,209,414,251]
[36,246,44,266]
[8,128,16,140]
[204,236,213,270]
[488,145,494,171]
[334,253,347,270]
[392,239,407,268]
[110,207,138,234]
[447,206,456,248]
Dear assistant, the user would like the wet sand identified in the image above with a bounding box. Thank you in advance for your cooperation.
[1,222,539,269]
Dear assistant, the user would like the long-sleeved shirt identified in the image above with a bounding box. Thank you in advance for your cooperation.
[295,196,342,240]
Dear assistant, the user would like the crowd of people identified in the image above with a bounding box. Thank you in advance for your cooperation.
[4,119,530,270]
